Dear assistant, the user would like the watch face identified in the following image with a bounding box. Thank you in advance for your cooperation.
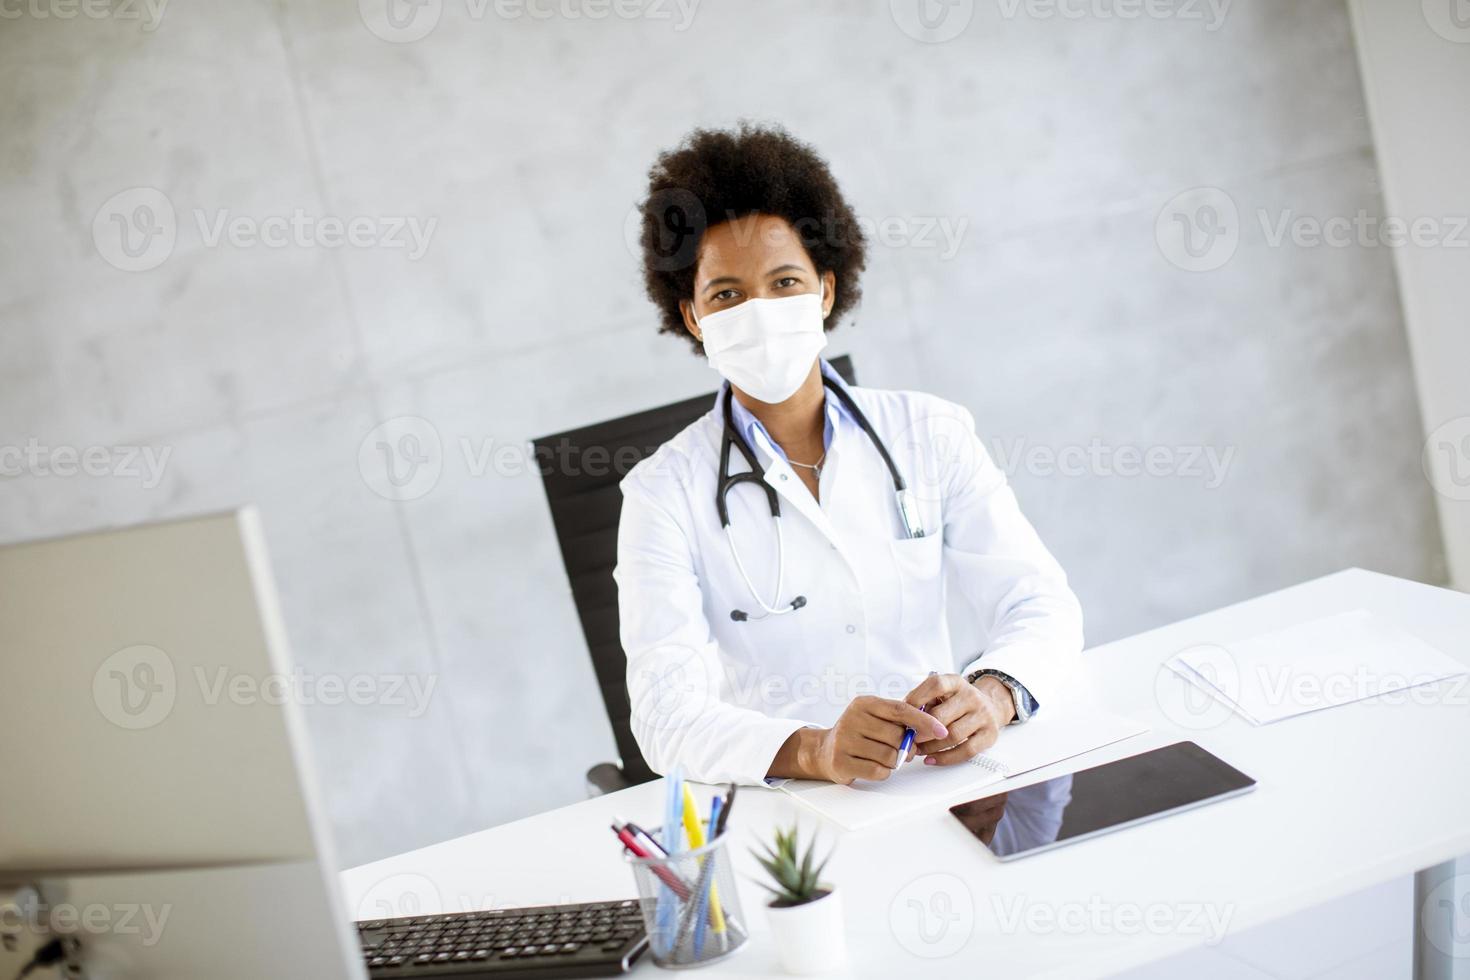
[995,675,1027,722]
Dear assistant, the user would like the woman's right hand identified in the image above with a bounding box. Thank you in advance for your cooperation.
[815,696,949,784]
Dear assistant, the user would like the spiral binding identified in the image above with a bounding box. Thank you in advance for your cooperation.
[970,755,1009,776]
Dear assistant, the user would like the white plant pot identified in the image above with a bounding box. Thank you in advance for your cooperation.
[764,889,846,975]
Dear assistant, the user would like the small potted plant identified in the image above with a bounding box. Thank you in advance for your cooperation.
[751,824,844,974]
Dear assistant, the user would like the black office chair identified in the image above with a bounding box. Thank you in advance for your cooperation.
[533,355,858,796]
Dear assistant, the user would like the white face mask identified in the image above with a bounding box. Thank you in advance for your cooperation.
[694,283,828,404]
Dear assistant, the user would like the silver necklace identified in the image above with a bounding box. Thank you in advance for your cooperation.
[788,452,827,478]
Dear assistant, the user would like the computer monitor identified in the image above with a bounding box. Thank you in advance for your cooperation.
[0,509,364,979]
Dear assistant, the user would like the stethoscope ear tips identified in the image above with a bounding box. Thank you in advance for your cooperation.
[791,596,808,610]
[730,609,749,622]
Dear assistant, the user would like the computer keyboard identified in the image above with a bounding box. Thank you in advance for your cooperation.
[357,899,648,978]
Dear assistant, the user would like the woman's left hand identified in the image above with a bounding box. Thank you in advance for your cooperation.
[903,672,1016,766]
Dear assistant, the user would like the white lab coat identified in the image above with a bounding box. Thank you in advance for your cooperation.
[614,375,1083,785]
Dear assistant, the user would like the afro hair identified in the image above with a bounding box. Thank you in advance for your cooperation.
[637,123,868,354]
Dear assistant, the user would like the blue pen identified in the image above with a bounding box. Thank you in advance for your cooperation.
[655,768,683,956]
[898,670,939,762]
[693,796,720,957]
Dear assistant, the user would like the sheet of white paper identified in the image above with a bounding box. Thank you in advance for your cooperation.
[779,706,1147,831]
[1171,610,1468,725]
[1165,654,1262,724]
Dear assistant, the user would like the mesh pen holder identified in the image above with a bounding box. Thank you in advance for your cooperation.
[625,826,748,969]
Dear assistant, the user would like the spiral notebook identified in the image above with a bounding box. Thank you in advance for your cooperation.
[779,706,1147,830]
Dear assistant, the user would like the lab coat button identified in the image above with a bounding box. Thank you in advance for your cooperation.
[846,625,857,634]
[779,474,788,481]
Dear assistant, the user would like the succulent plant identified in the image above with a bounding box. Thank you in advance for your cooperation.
[751,824,833,908]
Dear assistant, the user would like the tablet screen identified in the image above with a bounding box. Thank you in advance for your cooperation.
[949,741,1256,860]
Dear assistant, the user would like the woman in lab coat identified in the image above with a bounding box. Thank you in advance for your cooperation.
[615,124,1083,786]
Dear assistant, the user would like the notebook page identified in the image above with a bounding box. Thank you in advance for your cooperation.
[983,706,1148,776]
[782,754,1007,828]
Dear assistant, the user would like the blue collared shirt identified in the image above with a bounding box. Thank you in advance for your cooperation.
[725,359,856,464]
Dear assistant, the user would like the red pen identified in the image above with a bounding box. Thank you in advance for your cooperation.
[612,823,691,900]
[621,819,667,858]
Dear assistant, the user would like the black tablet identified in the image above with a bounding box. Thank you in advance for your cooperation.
[949,741,1256,860]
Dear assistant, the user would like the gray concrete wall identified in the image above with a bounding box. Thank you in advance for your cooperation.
[0,0,1443,866]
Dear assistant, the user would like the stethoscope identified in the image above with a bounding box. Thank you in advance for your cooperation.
[718,375,927,622]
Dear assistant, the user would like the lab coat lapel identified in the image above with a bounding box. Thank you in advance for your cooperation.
[747,430,841,545]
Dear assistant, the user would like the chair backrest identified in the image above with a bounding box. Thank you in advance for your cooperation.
[533,356,857,784]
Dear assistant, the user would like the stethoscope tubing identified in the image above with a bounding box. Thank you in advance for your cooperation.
[716,376,913,621]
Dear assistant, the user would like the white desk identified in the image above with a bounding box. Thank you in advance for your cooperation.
[341,569,1470,978]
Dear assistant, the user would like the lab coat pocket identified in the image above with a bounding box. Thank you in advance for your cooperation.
[888,534,945,633]
[721,606,816,715]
